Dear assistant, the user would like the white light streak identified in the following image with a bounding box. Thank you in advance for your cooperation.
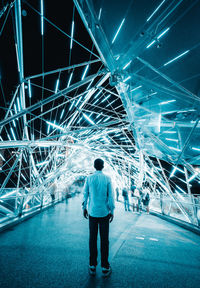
[0,153,5,161]
[28,79,32,98]
[159,99,176,105]
[123,76,131,83]
[164,50,190,66]
[123,60,132,70]
[46,121,64,131]
[131,85,142,92]
[10,127,16,141]
[60,109,65,119]
[15,43,20,72]
[146,40,156,49]
[98,8,102,20]
[69,100,75,111]
[188,173,198,182]
[83,113,95,125]
[112,18,125,44]
[81,64,89,80]
[67,72,73,88]
[70,21,74,49]
[147,0,166,22]
[41,0,44,35]
[163,131,176,134]
[102,94,111,103]
[165,138,178,142]
[169,146,181,152]
[157,27,170,39]
[192,147,200,151]
[55,79,59,93]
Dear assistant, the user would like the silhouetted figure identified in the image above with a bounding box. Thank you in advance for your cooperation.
[122,187,130,211]
[82,158,115,277]
[116,187,119,201]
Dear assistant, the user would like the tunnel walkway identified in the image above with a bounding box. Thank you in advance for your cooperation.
[0,195,200,288]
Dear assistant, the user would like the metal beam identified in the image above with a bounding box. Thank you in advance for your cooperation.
[0,73,102,127]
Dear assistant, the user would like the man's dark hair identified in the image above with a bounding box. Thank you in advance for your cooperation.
[94,158,104,171]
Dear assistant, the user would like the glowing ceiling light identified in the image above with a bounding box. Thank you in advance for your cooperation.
[146,40,156,49]
[87,79,94,90]
[17,97,21,111]
[170,166,184,178]
[67,72,73,88]
[94,90,102,99]
[36,161,49,167]
[106,99,116,107]
[98,8,102,20]
[165,138,178,142]
[0,153,5,161]
[27,79,32,99]
[176,185,185,193]
[83,113,95,125]
[70,21,74,49]
[112,18,125,44]
[131,85,142,92]
[10,127,16,141]
[102,94,111,103]
[164,50,190,66]
[60,109,65,119]
[160,100,176,105]
[41,0,44,35]
[8,133,11,141]
[169,146,181,152]
[116,56,120,60]
[0,190,17,199]
[147,0,166,22]
[188,173,198,182]
[192,147,200,151]
[123,60,132,70]
[46,121,64,131]
[163,131,176,134]
[157,27,170,39]
[14,104,17,114]
[123,76,131,83]
[81,64,89,80]
[55,79,59,93]
[69,100,75,111]
[75,96,82,107]
[15,43,20,72]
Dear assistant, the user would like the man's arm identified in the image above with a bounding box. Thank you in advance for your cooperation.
[82,177,89,219]
[107,177,115,222]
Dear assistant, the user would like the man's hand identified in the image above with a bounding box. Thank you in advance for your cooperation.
[109,213,114,223]
[83,209,88,219]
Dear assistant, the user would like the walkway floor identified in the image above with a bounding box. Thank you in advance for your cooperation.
[0,195,200,288]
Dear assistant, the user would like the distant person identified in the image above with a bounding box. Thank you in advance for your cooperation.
[130,184,136,211]
[142,184,150,214]
[116,187,119,201]
[134,187,140,212]
[143,192,150,214]
[82,158,115,277]
[122,187,130,211]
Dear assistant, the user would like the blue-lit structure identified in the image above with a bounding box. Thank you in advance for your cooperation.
[0,1,200,286]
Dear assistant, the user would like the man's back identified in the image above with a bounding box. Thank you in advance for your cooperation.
[83,171,114,217]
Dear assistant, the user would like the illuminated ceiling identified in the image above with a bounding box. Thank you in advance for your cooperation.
[0,0,200,206]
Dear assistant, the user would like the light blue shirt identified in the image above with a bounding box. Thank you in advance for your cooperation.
[82,170,115,217]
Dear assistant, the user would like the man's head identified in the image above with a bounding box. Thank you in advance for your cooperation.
[94,158,104,171]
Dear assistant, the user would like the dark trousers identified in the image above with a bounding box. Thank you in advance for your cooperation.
[89,214,110,268]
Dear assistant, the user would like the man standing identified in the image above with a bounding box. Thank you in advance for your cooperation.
[82,158,115,277]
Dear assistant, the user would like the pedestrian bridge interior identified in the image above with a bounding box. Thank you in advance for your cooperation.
[0,0,200,287]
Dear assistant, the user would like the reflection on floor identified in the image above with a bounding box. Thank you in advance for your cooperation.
[0,194,200,288]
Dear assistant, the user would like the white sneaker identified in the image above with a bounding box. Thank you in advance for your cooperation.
[89,265,96,276]
[102,266,112,277]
